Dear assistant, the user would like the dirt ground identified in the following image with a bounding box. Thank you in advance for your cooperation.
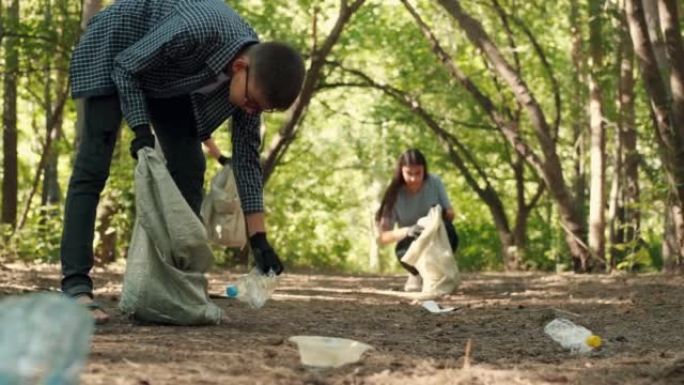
[1,263,684,385]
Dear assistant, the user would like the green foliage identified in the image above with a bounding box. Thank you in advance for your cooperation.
[1,0,678,275]
[525,201,569,271]
[1,206,63,262]
[456,221,501,271]
[615,246,656,272]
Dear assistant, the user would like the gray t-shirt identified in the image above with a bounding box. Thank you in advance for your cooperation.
[385,174,452,228]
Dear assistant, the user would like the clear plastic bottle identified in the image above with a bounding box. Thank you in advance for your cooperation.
[225,268,278,309]
[544,318,602,354]
[0,293,95,385]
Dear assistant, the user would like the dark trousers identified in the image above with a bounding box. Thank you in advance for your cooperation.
[395,219,459,276]
[60,94,206,297]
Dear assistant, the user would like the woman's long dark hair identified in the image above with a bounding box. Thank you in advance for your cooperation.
[375,149,429,224]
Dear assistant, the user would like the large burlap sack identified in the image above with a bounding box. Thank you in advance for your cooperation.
[400,205,460,299]
[119,148,222,325]
[200,163,247,249]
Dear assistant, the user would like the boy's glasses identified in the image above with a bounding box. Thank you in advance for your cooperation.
[244,66,277,113]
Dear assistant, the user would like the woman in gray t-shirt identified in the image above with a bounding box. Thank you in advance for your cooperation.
[376,149,459,292]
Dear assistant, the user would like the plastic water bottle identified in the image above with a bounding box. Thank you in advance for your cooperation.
[544,318,602,354]
[225,268,278,309]
[0,293,94,385]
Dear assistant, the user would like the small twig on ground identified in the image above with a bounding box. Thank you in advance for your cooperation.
[463,338,472,369]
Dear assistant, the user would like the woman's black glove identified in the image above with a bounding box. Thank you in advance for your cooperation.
[130,124,155,160]
[249,232,284,275]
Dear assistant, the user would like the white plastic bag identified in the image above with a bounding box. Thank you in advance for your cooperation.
[200,163,247,249]
[400,205,460,299]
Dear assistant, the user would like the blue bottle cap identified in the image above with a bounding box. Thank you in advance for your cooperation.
[226,285,238,298]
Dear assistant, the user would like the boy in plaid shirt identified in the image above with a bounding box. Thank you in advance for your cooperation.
[62,0,305,324]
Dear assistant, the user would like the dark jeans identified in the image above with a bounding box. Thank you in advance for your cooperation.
[60,94,206,297]
[395,219,459,276]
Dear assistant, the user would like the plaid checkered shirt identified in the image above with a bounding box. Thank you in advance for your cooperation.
[70,0,265,213]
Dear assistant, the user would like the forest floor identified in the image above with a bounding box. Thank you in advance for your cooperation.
[1,263,684,385]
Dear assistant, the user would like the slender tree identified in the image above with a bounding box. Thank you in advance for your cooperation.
[2,0,20,229]
[659,0,684,270]
[41,0,61,206]
[569,0,588,236]
[609,0,640,269]
[587,0,607,263]
[625,0,684,267]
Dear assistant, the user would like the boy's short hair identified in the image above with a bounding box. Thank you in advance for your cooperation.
[248,42,305,110]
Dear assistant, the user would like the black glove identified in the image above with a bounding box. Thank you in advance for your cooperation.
[130,124,155,160]
[406,224,424,239]
[249,232,284,275]
[218,155,231,166]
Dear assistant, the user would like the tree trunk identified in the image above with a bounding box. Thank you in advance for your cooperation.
[662,196,684,273]
[94,199,118,264]
[658,0,684,259]
[587,0,607,264]
[42,80,64,206]
[2,0,19,229]
[368,206,380,272]
[607,156,623,270]
[42,0,61,206]
[658,0,684,273]
[644,0,668,78]
[570,0,587,231]
[509,156,532,270]
[620,25,640,248]
[626,0,684,260]
[658,0,684,169]
[610,5,640,269]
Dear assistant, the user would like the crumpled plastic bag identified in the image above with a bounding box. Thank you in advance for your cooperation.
[200,163,246,249]
[401,205,460,299]
[0,293,94,385]
[119,148,222,325]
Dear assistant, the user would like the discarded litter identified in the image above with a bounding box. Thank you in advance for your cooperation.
[544,317,602,354]
[422,300,456,313]
[225,268,278,309]
[288,336,373,368]
[0,293,94,385]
